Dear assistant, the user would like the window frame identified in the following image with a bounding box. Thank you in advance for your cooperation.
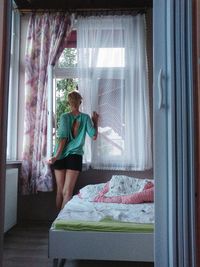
[6,11,20,161]
[50,48,126,166]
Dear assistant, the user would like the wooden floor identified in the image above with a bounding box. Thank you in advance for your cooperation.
[3,223,154,267]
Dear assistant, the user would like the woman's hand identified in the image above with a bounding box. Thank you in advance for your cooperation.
[92,111,99,124]
[47,156,57,165]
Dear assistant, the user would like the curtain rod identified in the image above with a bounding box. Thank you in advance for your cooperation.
[14,7,150,15]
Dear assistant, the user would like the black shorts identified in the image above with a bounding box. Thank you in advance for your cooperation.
[52,154,82,171]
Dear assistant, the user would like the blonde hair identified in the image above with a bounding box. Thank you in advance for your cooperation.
[68,90,82,108]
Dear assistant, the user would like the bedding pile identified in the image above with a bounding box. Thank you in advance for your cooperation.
[55,175,154,225]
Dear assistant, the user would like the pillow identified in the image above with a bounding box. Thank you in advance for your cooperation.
[104,175,153,197]
[78,183,105,201]
[121,186,154,204]
[94,184,154,204]
[94,180,154,204]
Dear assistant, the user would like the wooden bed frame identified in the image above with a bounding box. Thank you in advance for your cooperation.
[49,228,154,266]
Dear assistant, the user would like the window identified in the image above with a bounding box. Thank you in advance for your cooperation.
[76,15,152,170]
[53,48,78,140]
[52,45,126,163]
[97,78,125,158]
[48,15,152,170]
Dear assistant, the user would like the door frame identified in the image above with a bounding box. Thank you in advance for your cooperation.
[193,0,200,266]
[154,0,196,266]
[0,0,12,265]
[0,1,197,266]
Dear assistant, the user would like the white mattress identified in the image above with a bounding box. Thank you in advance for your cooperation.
[56,195,154,224]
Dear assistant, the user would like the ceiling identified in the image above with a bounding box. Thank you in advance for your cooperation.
[13,0,153,11]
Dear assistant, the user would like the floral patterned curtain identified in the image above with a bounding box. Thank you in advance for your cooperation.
[21,13,73,194]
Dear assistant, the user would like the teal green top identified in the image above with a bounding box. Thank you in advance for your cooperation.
[53,112,96,160]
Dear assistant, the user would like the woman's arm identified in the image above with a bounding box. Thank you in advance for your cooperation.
[47,138,67,164]
[91,111,99,140]
[48,113,69,164]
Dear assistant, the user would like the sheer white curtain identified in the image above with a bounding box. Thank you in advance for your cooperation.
[77,14,152,170]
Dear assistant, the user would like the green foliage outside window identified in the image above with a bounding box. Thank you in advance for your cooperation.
[56,78,77,128]
[55,48,78,128]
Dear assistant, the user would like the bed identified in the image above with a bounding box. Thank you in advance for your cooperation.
[48,175,154,267]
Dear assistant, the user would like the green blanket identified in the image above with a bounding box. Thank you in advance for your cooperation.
[53,218,154,233]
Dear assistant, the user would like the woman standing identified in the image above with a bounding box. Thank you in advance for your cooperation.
[48,90,99,210]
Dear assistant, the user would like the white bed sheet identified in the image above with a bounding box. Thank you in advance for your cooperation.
[55,195,154,224]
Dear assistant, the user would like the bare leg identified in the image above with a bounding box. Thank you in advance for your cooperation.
[61,169,80,209]
[54,169,66,211]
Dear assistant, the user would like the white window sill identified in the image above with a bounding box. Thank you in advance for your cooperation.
[6,160,22,169]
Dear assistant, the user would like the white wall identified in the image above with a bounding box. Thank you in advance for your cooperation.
[4,169,18,232]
